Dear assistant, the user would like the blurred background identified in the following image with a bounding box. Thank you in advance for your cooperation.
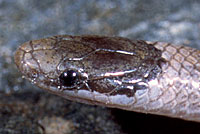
[0,0,200,134]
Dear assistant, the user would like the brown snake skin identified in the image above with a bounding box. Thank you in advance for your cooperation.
[14,35,200,122]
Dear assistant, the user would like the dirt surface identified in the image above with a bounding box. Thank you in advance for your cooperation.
[0,91,124,134]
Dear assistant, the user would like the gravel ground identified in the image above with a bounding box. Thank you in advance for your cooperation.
[1,0,200,134]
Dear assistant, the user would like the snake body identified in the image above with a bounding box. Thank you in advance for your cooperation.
[14,35,200,122]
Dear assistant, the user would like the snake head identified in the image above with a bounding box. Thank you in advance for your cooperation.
[15,35,165,106]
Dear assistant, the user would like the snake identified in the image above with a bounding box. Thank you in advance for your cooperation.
[14,35,200,122]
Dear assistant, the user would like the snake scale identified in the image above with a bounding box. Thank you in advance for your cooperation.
[14,35,200,122]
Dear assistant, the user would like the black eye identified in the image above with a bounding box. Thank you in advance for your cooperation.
[59,70,78,87]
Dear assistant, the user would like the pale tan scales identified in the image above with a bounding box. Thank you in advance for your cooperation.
[135,42,200,122]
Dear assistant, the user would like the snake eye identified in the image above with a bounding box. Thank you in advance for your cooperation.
[59,70,78,87]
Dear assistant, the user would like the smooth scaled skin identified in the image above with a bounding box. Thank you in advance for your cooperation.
[15,35,200,122]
